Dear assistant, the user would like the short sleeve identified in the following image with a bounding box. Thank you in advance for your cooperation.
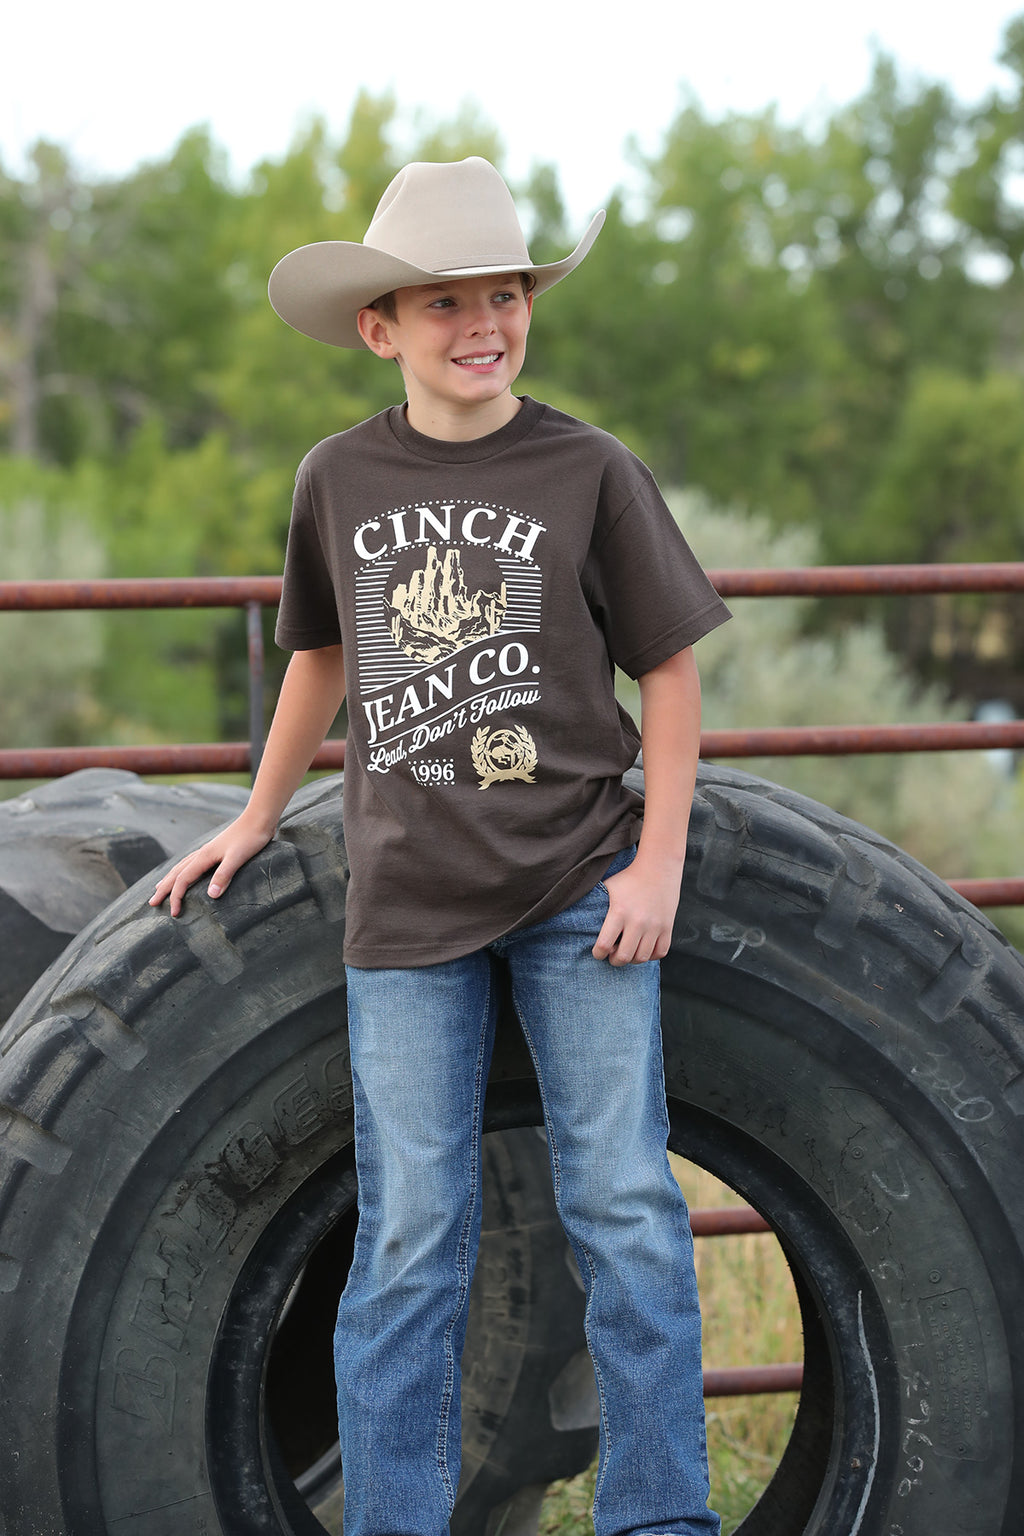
[583,467,730,679]
[274,457,344,651]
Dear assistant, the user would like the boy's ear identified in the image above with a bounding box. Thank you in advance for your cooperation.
[357,307,398,357]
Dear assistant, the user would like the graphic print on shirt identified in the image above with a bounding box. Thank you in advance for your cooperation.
[471,723,538,788]
[353,499,543,786]
[387,546,506,663]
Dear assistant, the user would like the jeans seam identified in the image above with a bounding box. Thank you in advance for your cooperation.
[510,991,561,1210]
[578,1235,613,1525]
[511,986,614,1520]
[435,963,492,1509]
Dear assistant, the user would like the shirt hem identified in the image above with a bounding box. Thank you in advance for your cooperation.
[343,825,642,970]
[619,598,732,679]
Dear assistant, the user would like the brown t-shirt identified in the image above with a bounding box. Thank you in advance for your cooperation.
[276,397,731,967]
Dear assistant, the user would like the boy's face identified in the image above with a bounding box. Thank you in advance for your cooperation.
[357,273,533,437]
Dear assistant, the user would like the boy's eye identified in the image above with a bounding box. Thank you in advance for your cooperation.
[425,287,521,311]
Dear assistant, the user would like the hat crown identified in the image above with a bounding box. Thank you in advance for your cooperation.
[268,157,604,348]
[363,157,532,275]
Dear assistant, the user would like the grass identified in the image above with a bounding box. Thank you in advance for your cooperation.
[538,1160,802,1535]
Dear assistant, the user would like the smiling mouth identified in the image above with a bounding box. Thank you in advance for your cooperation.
[453,352,502,367]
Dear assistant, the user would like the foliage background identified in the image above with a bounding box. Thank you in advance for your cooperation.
[5,25,1024,902]
[5,23,1024,1534]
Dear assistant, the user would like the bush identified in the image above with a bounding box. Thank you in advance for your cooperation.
[620,492,1024,942]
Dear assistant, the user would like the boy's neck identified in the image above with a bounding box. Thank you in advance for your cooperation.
[402,390,523,442]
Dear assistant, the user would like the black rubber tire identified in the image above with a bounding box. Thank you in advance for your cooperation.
[0,776,595,1536]
[2,764,1023,1535]
[484,771,1024,1536]
[0,768,249,1024]
[657,765,1023,1536]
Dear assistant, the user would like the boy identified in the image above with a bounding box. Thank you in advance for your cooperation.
[152,157,729,1536]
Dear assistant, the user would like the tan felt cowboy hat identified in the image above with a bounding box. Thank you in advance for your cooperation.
[268,156,605,349]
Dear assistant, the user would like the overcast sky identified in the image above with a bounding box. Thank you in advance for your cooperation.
[4,1,1023,223]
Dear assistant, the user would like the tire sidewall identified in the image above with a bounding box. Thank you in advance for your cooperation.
[661,769,1024,1536]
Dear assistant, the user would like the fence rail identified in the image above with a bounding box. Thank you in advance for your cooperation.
[3,564,1023,916]
[6,564,1018,1404]
[6,560,1024,608]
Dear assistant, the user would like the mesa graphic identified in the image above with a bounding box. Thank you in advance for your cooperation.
[387,547,507,664]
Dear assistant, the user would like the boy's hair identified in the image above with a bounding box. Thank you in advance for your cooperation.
[368,271,536,322]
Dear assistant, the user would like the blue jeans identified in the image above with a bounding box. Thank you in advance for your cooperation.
[336,850,719,1536]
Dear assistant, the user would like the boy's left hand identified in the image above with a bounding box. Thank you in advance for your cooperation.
[592,856,683,966]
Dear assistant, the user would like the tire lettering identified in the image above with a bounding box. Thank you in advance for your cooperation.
[709,923,766,962]
[126,1065,353,1365]
[176,1175,236,1250]
[131,1274,194,1351]
[112,1349,176,1433]
[220,1120,283,1192]
[274,1073,331,1144]
[910,1049,994,1124]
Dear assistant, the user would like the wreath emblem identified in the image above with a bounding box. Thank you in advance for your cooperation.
[471,723,538,789]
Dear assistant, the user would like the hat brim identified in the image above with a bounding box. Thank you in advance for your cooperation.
[268,210,605,349]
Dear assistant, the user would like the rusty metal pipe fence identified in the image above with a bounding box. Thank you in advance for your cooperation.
[4,563,1024,1403]
[4,564,1024,910]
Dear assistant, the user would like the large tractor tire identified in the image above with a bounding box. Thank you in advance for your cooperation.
[1,764,1022,1534]
[0,768,249,1025]
[0,772,595,1536]
[663,766,1023,1536]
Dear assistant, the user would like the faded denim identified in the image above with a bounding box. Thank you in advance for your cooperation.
[336,849,720,1536]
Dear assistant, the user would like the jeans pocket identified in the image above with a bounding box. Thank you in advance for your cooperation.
[596,843,638,896]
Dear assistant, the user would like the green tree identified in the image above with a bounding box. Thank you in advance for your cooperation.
[0,142,97,460]
[949,17,1024,269]
[11,54,1024,759]
[855,368,1024,702]
[861,368,1024,563]
[0,457,106,754]
[640,493,1024,934]
[594,61,990,540]
[82,128,241,450]
[0,130,243,462]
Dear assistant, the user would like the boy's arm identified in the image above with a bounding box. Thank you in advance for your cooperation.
[150,643,347,917]
[592,646,701,967]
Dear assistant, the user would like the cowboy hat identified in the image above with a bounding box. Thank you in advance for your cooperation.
[268,157,605,349]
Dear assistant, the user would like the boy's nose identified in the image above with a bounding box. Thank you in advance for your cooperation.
[465,304,497,333]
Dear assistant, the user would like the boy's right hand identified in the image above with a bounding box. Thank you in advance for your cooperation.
[149,816,276,917]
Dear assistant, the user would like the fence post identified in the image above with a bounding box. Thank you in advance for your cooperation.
[247,601,265,784]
